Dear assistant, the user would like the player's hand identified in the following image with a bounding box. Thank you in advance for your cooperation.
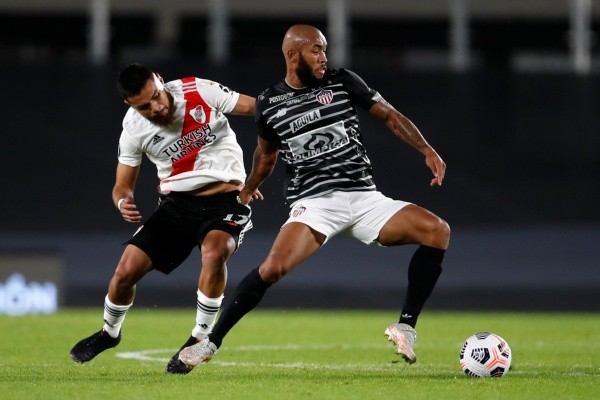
[118,197,142,223]
[239,187,264,205]
[424,148,446,186]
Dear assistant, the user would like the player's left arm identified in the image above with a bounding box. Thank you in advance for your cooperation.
[198,78,255,116]
[230,94,256,116]
[369,100,445,186]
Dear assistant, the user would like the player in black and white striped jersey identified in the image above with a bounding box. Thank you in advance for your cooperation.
[179,24,451,368]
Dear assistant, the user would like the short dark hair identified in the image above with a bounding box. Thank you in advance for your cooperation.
[117,63,153,99]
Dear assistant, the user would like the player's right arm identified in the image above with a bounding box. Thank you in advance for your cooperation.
[112,162,142,223]
[239,136,279,205]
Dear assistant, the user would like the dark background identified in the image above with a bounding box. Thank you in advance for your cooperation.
[2,63,599,232]
[1,4,599,311]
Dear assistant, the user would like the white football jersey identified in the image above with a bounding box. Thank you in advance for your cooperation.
[118,77,246,194]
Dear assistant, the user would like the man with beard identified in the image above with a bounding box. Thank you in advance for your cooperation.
[70,63,260,374]
[179,24,450,369]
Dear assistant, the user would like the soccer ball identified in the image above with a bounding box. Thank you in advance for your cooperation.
[459,332,512,378]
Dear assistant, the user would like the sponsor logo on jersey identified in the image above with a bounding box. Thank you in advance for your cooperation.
[290,109,321,133]
[285,93,313,106]
[287,120,350,161]
[152,135,164,145]
[315,89,334,105]
[269,92,294,104]
[161,125,216,161]
[274,107,287,118]
[189,105,206,124]
[304,133,335,150]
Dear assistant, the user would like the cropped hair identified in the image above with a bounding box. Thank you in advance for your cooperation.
[117,63,153,99]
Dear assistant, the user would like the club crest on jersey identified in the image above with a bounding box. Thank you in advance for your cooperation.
[315,89,333,105]
[291,204,306,218]
[189,105,206,124]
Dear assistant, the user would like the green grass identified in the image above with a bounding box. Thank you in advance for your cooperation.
[0,309,598,399]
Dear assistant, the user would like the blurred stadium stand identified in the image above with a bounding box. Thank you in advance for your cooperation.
[1,0,600,72]
[1,1,598,310]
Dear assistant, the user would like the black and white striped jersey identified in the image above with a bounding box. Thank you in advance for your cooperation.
[255,68,383,204]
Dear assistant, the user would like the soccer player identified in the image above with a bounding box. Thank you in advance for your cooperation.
[179,24,450,369]
[69,63,258,374]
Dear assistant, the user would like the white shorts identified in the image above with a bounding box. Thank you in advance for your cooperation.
[284,190,411,245]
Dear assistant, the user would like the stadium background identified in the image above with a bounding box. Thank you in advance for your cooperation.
[1,1,598,311]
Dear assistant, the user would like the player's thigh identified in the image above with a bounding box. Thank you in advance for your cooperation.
[377,204,449,248]
[259,222,325,282]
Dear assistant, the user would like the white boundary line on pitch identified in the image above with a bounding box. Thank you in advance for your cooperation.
[116,343,394,369]
[114,347,600,377]
[115,350,398,372]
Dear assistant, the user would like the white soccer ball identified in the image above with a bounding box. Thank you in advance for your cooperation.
[459,332,512,378]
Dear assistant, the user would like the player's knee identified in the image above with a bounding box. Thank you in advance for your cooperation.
[112,262,137,288]
[201,246,229,269]
[202,236,235,266]
[258,263,288,284]
[429,217,450,248]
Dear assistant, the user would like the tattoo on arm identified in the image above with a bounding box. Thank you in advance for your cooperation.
[372,100,430,153]
[245,140,279,190]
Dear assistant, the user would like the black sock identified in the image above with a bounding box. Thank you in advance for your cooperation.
[399,245,445,328]
[208,267,271,348]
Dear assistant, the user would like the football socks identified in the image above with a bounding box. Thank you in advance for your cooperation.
[400,245,445,328]
[208,267,271,348]
[102,295,132,338]
[192,290,223,338]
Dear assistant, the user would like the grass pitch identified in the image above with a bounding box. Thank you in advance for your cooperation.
[0,309,598,399]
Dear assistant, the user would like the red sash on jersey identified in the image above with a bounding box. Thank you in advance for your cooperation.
[169,77,212,177]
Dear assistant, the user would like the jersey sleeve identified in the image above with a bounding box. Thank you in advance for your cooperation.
[117,128,143,167]
[255,92,280,143]
[195,78,240,113]
[340,69,383,110]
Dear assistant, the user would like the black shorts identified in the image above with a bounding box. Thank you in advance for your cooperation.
[126,191,252,274]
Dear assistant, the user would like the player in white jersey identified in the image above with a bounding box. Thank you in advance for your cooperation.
[69,63,259,374]
[178,25,450,369]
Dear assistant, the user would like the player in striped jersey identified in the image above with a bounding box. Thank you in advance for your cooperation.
[179,25,450,368]
[69,63,258,374]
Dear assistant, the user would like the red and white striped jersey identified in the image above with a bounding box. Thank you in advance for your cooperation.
[118,77,246,194]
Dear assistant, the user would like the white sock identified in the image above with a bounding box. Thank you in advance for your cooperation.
[102,295,132,338]
[191,290,223,338]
